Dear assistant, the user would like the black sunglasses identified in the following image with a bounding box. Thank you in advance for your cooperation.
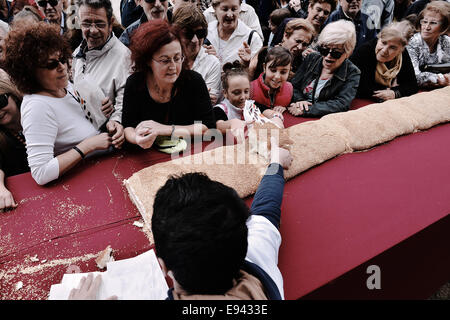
[0,93,9,109]
[184,28,207,40]
[41,57,67,70]
[37,0,58,7]
[318,46,345,59]
[144,0,168,3]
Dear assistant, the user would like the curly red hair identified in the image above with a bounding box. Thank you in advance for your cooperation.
[3,22,71,94]
[129,20,183,74]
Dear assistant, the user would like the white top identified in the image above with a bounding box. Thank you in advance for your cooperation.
[21,84,99,185]
[203,3,263,40]
[192,46,222,97]
[207,19,263,66]
[245,215,284,299]
[214,98,244,120]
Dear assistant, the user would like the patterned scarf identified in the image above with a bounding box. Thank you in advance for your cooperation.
[375,53,403,87]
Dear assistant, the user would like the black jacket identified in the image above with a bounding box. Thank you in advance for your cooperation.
[291,52,361,117]
[350,38,418,100]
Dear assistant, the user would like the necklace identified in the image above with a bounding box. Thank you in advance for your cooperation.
[152,83,173,102]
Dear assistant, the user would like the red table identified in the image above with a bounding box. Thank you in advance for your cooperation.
[0,99,449,300]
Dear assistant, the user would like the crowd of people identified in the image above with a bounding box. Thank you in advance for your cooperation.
[0,0,449,300]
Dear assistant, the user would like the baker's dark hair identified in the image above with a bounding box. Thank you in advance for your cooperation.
[152,172,250,295]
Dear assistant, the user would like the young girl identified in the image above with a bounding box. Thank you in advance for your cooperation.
[214,61,251,138]
[250,46,293,122]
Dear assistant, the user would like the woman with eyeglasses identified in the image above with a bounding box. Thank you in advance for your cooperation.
[351,21,418,102]
[406,1,450,88]
[172,3,221,105]
[0,70,28,211]
[288,20,361,117]
[122,20,215,150]
[3,22,113,185]
[248,18,316,81]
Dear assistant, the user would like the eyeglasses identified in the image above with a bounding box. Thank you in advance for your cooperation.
[40,57,67,70]
[37,0,58,7]
[318,46,345,59]
[144,0,168,4]
[184,28,207,41]
[420,19,441,27]
[80,22,108,29]
[0,93,9,109]
[152,55,185,66]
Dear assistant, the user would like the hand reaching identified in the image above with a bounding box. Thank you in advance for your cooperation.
[101,97,114,118]
[68,273,117,300]
[203,44,217,57]
[106,120,125,149]
[238,41,252,66]
[270,137,293,170]
[373,89,395,101]
[0,186,17,212]
[288,101,311,116]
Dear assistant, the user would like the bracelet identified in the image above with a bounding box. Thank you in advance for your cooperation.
[73,146,85,159]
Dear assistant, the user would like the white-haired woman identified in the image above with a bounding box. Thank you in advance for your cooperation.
[351,20,418,101]
[288,20,361,117]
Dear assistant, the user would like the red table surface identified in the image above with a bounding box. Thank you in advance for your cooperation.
[1,99,449,300]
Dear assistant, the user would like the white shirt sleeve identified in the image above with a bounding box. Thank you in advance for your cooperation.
[245,215,284,299]
[21,98,60,185]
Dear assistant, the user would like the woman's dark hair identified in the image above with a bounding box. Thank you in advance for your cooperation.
[221,60,249,91]
[264,46,292,69]
[152,172,250,295]
[3,22,71,94]
[172,3,208,32]
[129,20,182,74]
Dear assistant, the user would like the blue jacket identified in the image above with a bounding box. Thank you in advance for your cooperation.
[324,7,378,51]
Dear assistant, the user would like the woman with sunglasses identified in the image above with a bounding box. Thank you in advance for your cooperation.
[3,22,112,185]
[0,70,28,211]
[351,21,418,102]
[172,3,221,105]
[406,1,450,88]
[122,20,215,150]
[289,20,361,117]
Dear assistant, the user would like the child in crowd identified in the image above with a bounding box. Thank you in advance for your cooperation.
[214,61,250,138]
[250,46,293,123]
